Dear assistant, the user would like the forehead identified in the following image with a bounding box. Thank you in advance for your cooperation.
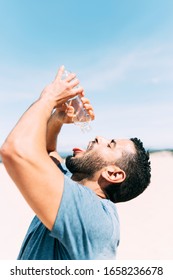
[115,139,136,154]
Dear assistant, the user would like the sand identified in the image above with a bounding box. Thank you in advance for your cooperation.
[0,151,173,260]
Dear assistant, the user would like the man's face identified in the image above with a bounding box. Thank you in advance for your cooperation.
[66,136,135,179]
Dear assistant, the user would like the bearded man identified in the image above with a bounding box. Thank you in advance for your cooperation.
[0,66,151,260]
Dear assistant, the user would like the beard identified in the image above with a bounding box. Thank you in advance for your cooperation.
[65,150,112,180]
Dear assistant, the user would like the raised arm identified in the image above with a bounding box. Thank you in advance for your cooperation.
[0,66,83,230]
[46,111,64,162]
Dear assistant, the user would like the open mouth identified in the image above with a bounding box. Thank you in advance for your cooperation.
[72,147,86,156]
[72,140,95,156]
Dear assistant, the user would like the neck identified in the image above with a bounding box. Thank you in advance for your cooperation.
[71,173,107,199]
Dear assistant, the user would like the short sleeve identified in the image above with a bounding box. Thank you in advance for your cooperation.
[50,175,119,260]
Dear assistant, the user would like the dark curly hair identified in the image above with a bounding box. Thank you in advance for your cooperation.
[105,137,151,203]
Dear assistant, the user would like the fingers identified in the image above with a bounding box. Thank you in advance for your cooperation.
[66,72,76,82]
[81,97,95,120]
[90,110,95,120]
[81,97,92,108]
[55,65,65,80]
[69,77,79,88]
[71,86,84,98]
[62,96,95,121]
[52,67,94,120]
[55,65,82,90]
[65,105,75,117]
[55,65,78,83]
[81,97,89,104]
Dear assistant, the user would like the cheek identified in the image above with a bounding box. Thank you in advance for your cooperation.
[99,149,115,159]
[98,149,122,163]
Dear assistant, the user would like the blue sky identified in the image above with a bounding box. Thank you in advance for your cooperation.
[0,0,173,151]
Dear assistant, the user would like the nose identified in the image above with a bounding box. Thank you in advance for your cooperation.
[95,136,108,144]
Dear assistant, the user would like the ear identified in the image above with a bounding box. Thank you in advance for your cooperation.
[101,165,126,184]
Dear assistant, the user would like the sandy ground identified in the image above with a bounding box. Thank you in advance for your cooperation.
[0,151,173,260]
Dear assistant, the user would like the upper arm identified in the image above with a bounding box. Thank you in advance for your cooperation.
[3,153,64,230]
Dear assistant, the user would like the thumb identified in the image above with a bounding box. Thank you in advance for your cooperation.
[66,105,75,117]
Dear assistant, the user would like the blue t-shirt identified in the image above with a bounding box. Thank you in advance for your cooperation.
[17,163,120,260]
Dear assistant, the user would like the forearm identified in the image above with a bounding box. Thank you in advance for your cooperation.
[1,97,54,161]
[46,114,63,154]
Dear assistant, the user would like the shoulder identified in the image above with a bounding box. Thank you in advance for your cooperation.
[63,176,119,231]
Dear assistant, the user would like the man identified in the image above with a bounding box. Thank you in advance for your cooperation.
[0,66,151,260]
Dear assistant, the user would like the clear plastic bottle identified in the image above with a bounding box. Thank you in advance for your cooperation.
[61,69,91,132]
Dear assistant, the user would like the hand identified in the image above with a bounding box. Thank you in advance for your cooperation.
[51,96,95,124]
[40,65,84,108]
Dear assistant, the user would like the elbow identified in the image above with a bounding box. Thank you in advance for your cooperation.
[0,139,21,165]
[1,137,40,166]
[0,142,13,164]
